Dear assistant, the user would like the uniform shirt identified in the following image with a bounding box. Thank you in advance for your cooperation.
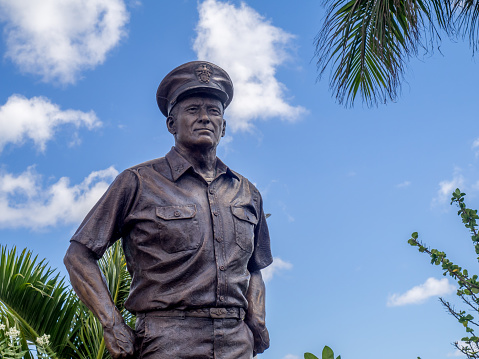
[71,147,273,314]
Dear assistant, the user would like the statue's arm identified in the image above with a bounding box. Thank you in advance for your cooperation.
[245,270,270,355]
[64,241,135,358]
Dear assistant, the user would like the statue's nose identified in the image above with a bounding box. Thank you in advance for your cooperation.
[198,108,210,123]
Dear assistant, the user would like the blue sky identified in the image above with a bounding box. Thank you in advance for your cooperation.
[1,0,479,358]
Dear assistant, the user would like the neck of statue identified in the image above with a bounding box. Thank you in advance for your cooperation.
[174,144,217,180]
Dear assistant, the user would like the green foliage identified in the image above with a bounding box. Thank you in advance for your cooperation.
[0,324,28,359]
[315,0,442,107]
[305,346,341,359]
[408,188,479,358]
[0,241,132,359]
[314,0,479,107]
[0,245,78,358]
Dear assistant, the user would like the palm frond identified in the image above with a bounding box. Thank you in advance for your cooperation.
[452,0,479,51]
[315,0,446,106]
[70,241,133,359]
[0,245,80,358]
[99,240,133,326]
[0,242,133,359]
[71,303,110,359]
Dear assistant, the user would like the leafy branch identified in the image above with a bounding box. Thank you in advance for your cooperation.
[408,188,479,357]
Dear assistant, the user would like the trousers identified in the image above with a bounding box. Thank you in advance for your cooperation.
[135,314,254,359]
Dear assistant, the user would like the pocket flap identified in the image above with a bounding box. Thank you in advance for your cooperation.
[231,205,258,225]
[156,205,197,220]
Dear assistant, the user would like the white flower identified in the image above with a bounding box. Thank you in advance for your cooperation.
[0,324,5,330]
[6,327,20,338]
[36,334,50,346]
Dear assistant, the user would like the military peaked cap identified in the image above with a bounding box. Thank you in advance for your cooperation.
[156,61,234,117]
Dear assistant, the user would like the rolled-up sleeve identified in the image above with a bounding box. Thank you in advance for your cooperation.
[70,169,139,259]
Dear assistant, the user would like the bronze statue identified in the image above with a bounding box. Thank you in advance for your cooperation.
[64,61,273,359]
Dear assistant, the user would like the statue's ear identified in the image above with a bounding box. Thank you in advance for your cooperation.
[222,119,226,137]
[166,116,176,135]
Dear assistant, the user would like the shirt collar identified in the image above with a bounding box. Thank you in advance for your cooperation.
[166,147,239,182]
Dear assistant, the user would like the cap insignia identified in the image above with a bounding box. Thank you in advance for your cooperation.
[195,64,213,83]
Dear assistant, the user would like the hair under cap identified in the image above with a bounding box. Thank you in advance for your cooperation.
[156,61,234,117]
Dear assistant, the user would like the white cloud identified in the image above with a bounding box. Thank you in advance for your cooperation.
[396,180,411,188]
[472,138,479,157]
[282,355,300,359]
[433,171,464,206]
[0,166,118,229]
[194,0,307,132]
[0,94,101,152]
[261,257,292,282]
[0,0,129,84]
[387,277,456,307]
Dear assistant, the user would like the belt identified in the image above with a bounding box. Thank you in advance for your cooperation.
[139,307,245,320]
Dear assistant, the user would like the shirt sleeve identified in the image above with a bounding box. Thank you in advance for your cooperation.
[248,193,273,272]
[70,169,139,259]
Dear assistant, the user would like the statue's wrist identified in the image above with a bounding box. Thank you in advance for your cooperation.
[101,308,124,329]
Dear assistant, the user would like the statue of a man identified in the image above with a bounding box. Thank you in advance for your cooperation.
[64,61,273,359]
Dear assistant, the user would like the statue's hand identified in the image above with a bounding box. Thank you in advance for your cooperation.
[103,321,136,359]
[245,318,270,355]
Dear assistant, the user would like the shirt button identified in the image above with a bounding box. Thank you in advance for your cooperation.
[220,265,225,271]
[209,188,215,194]
[216,237,223,243]
[213,211,219,216]
[219,296,225,302]
[174,211,181,217]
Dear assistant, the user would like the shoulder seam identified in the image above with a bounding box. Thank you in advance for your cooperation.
[127,158,165,171]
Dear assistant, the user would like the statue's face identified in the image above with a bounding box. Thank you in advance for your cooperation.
[167,95,226,150]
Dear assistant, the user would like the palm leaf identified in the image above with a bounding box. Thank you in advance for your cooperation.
[71,241,133,359]
[99,240,133,327]
[0,245,80,358]
[72,303,109,359]
[0,242,133,359]
[451,0,479,51]
[315,0,447,106]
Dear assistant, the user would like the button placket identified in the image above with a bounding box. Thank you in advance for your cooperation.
[208,184,228,305]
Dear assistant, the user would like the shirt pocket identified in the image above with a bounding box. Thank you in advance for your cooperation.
[156,204,201,253]
[231,205,258,253]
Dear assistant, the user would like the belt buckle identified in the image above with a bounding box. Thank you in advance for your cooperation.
[209,308,227,319]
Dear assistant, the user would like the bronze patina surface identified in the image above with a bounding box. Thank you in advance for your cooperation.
[64,61,272,359]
